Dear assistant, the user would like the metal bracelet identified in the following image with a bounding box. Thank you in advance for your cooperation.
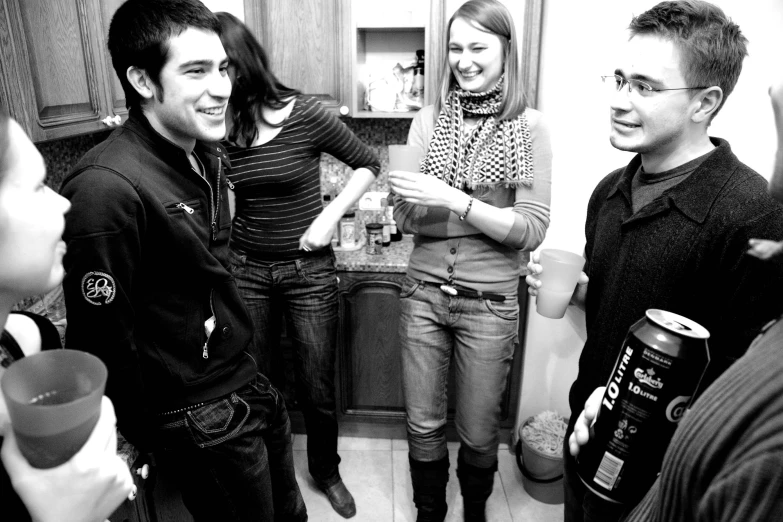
[459,196,474,221]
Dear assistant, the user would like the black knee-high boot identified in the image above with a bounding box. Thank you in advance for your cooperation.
[457,452,497,522]
[409,455,450,522]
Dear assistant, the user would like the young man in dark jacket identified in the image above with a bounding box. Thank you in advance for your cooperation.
[568,77,783,522]
[526,2,783,521]
[60,1,306,520]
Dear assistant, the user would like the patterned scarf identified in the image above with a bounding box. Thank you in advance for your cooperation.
[421,76,534,190]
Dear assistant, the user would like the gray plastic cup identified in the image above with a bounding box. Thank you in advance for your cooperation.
[1,349,107,468]
[388,145,423,173]
[536,249,586,319]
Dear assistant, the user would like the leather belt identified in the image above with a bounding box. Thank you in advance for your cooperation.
[419,280,506,302]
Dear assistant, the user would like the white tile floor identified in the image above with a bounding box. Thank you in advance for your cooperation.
[293,435,563,522]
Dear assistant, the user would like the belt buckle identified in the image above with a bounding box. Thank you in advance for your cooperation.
[439,284,458,296]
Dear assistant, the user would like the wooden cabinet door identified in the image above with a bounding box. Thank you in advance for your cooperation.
[0,0,117,142]
[243,0,351,114]
[338,273,406,414]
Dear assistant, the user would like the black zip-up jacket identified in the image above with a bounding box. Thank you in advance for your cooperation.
[61,109,257,448]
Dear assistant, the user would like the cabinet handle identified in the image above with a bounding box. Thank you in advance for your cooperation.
[339,106,350,116]
[101,115,122,127]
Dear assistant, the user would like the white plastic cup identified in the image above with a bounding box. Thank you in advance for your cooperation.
[535,249,585,319]
[388,145,423,173]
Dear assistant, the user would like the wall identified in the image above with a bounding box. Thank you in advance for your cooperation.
[516,0,783,432]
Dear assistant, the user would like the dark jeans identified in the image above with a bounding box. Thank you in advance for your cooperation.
[564,431,628,522]
[229,248,341,487]
[155,373,306,521]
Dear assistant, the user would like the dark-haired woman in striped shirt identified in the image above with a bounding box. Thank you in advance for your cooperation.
[217,12,380,519]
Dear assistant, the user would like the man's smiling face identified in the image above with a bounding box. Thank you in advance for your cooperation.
[143,27,231,150]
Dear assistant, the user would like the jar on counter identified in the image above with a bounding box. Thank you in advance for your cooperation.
[340,211,356,248]
[365,223,384,255]
[379,200,391,247]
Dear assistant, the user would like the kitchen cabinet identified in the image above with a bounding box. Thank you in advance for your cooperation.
[0,0,125,142]
[108,454,156,522]
[350,0,445,118]
[242,0,352,115]
[107,454,194,522]
[242,0,447,119]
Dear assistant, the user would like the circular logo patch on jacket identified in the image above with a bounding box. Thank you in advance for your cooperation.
[81,271,117,306]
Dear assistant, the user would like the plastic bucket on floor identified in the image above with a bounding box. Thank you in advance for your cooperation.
[515,416,565,505]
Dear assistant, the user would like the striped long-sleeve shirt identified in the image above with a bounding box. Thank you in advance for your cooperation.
[226,96,380,260]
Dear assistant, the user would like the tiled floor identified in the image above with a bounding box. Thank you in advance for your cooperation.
[293,435,563,522]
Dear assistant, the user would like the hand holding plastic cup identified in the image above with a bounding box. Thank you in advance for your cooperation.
[388,144,423,174]
[1,349,107,468]
[535,249,586,319]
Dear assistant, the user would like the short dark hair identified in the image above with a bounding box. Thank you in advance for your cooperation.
[437,0,526,121]
[215,12,300,146]
[629,0,748,119]
[108,0,220,111]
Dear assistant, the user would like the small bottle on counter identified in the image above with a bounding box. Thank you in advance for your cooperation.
[379,200,391,247]
[387,194,401,242]
[339,211,356,249]
[365,223,384,255]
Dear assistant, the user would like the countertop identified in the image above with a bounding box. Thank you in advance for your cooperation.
[334,235,413,273]
[333,234,532,276]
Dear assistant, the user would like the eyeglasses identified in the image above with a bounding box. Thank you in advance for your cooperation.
[601,74,709,96]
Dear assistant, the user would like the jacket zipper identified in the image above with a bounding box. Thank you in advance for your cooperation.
[188,152,219,241]
[212,158,221,241]
[177,202,195,214]
[203,291,216,359]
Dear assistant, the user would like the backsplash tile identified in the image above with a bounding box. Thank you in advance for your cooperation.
[38,131,112,190]
[321,117,412,194]
[38,117,412,193]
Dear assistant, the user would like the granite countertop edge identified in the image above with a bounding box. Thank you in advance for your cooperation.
[333,236,531,276]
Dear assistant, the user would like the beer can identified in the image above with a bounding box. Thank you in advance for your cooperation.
[576,309,710,504]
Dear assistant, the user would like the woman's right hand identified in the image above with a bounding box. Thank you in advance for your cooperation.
[1,396,134,522]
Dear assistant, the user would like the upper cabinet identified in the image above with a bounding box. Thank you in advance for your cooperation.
[243,0,352,115]
[243,0,446,119]
[0,0,125,142]
[350,0,442,119]
[0,0,544,140]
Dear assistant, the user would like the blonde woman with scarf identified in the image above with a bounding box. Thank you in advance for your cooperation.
[389,1,552,520]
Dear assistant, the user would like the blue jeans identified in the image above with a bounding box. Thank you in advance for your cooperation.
[399,277,518,469]
[229,248,341,487]
[155,373,306,521]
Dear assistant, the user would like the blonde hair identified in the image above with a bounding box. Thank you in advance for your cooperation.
[435,0,526,120]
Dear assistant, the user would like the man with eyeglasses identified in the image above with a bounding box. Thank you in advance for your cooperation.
[568,78,783,522]
[526,2,783,521]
